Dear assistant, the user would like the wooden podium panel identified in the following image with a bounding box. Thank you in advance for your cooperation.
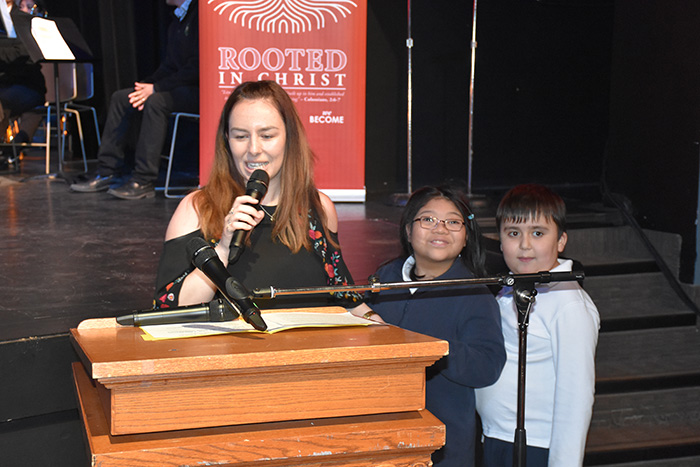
[74,361,445,466]
[70,319,448,436]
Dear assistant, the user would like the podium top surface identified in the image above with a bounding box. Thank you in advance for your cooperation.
[70,319,448,381]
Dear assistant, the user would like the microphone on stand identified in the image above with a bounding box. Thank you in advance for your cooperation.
[229,169,269,264]
[501,270,585,286]
[116,298,238,326]
[187,237,268,331]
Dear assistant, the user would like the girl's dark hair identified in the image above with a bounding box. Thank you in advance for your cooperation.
[496,184,567,238]
[398,184,488,278]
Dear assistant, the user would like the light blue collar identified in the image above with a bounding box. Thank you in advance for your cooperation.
[174,0,192,21]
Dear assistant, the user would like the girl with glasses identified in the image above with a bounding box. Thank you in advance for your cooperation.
[363,184,506,466]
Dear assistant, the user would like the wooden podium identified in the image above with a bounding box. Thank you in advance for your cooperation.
[70,316,449,466]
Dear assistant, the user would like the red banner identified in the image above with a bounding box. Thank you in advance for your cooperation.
[199,0,367,201]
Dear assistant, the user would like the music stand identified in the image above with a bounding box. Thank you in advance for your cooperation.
[13,14,92,178]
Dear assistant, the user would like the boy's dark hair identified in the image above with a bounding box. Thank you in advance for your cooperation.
[496,184,567,237]
[398,184,488,278]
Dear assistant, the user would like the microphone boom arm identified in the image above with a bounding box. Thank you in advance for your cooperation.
[252,271,584,299]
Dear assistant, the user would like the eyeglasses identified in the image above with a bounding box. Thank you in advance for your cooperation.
[413,216,465,231]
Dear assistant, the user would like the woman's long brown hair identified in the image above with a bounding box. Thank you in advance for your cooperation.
[192,81,327,252]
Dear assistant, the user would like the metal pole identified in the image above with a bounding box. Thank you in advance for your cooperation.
[467,0,478,196]
[406,0,413,194]
[512,282,537,467]
[53,62,64,175]
[252,271,584,299]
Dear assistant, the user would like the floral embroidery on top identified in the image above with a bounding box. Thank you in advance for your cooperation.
[308,215,362,302]
[154,269,190,309]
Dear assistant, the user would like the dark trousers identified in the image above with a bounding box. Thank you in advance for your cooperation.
[97,85,198,183]
[481,436,549,467]
[0,84,45,117]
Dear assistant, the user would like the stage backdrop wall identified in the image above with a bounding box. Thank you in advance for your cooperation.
[199,0,367,202]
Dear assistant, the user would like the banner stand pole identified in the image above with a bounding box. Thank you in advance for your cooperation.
[467,0,486,202]
[390,0,413,206]
[392,1,484,205]
[467,0,477,196]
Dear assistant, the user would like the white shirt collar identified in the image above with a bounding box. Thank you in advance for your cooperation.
[401,256,419,294]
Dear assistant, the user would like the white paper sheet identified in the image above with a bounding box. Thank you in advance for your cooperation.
[0,1,15,38]
[139,310,381,340]
[30,17,74,60]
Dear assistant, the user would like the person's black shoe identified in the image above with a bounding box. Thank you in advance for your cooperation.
[108,180,156,200]
[70,174,116,193]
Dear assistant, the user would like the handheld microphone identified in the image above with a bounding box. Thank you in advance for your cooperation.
[116,299,239,327]
[229,169,269,263]
[187,237,268,331]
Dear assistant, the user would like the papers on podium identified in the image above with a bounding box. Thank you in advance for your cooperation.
[138,306,382,340]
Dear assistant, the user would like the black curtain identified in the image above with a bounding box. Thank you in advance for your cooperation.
[44,0,171,125]
[47,0,614,199]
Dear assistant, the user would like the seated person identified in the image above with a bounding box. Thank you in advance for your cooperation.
[19,0,45,16]
[0,0,46,166]
[70,0,198,200]
[11,0,46,146]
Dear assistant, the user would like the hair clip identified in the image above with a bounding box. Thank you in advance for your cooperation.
[467,213,475,220]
